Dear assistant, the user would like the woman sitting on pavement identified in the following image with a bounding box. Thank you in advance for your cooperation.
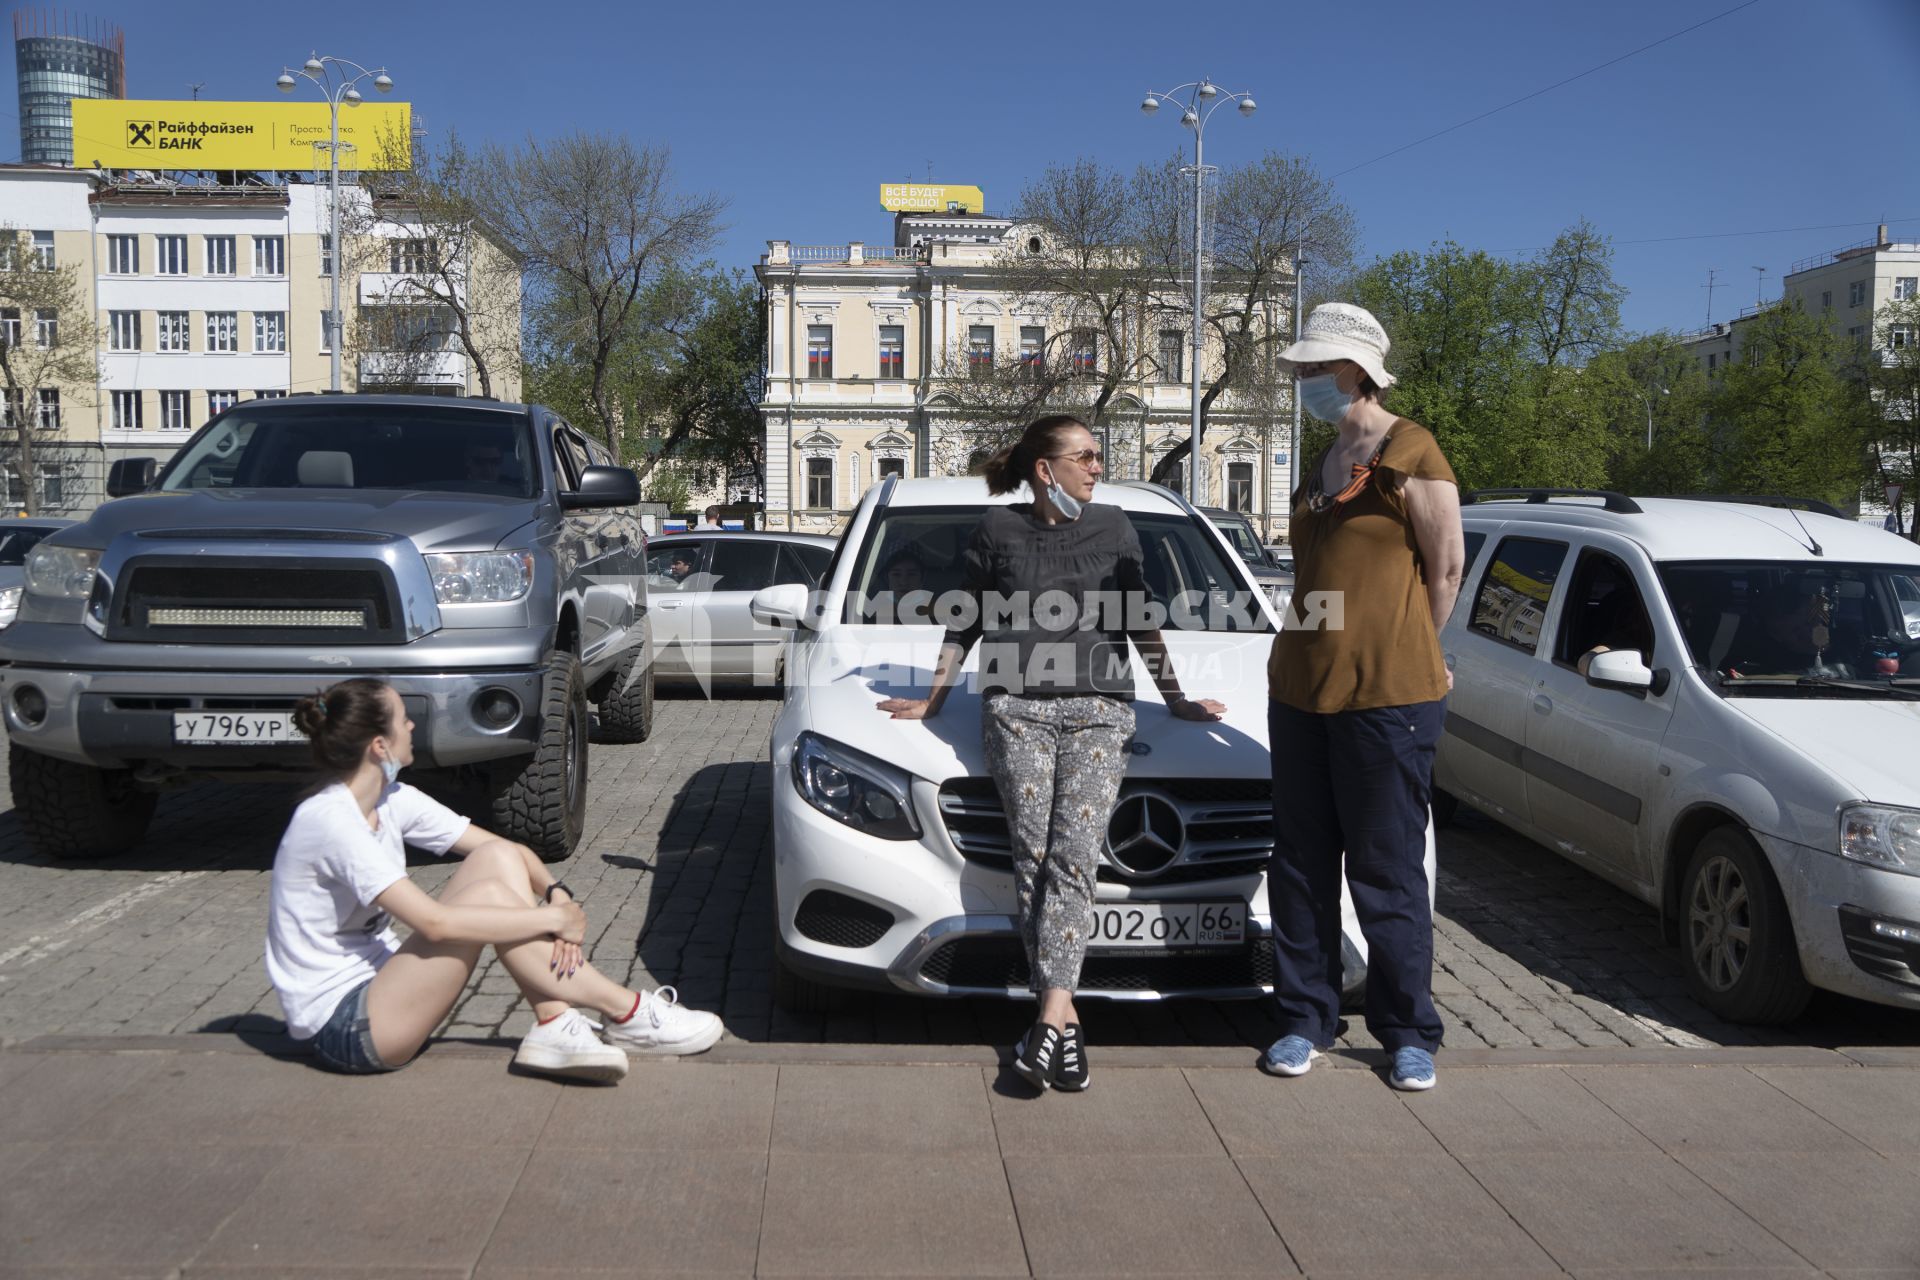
[265,677,722,1080]
[877,414,1226,1094]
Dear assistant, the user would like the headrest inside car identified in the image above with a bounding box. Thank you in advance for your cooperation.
[296,451,355,488]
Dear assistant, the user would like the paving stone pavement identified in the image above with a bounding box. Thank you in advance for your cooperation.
[1,687,1915,1053]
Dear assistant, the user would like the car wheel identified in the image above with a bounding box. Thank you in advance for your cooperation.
[1680,826,1811,1024]
[489,649,588,863]
[594,631,655,744]
[8,748,156,859]
[1431,789,1460,828]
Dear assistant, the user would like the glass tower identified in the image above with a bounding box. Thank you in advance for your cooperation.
[12,10,125,166]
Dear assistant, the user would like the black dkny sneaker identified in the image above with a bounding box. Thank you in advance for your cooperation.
[1054,1023,1091,1092]
[1013,1023,1061,1091]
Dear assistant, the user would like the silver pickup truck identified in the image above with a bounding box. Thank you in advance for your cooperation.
[0,394,654,861]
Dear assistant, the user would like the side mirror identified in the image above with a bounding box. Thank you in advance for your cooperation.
[106,457,157,498]
[1585,648,1655,691]
[560,464,641,510]
[750,582,810,629]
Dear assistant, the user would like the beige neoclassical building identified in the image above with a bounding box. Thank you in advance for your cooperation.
[754,210,1296,537]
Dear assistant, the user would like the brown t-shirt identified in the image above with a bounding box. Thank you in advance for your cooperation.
[1267,420,1457,713]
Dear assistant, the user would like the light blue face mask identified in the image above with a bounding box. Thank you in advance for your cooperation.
[380,756,401,786]
[1042,465,1084,521]
[1299,374,1354,424]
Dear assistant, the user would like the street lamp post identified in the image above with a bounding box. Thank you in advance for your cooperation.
[1634,385,1669,451]
[277,54,394,393]
[1141,79,1255,506]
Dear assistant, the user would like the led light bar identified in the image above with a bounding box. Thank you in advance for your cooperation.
[147,607,364,628]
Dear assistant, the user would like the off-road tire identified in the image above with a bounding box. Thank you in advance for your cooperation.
[1680,826,1812,1024]
[9,748,157,859]
[593,632,655,744]
[489,650,588,863]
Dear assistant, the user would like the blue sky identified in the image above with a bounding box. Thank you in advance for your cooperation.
[10,0,1918,336]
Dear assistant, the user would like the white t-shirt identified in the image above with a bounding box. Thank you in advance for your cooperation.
[265,781,470,1039]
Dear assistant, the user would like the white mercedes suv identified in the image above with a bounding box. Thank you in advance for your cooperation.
[752,476,1433,1010]
[1437,490,1920,1023]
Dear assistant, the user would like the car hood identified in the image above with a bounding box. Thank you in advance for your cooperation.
[68,489,542,553]
[1729,697,1920,809]
[795,624,1273,784]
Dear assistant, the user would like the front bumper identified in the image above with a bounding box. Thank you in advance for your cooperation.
[0,663,546,770]
[1762,830,1920,1009]
[773,768,1279,1001]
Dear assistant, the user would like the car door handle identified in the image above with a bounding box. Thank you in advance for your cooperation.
[1532,694,1553,715]
[657,598,684,609]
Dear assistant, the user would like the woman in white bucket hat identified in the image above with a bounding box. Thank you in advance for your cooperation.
[1259,302,1465,1093]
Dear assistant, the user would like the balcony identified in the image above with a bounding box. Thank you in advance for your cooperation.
[766,241,928,268]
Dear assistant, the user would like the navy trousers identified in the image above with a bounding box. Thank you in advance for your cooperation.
[1267,697,1446,1053]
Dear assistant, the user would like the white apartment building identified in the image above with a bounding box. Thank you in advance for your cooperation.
[754,210,1295,536]
[0,163,521,514]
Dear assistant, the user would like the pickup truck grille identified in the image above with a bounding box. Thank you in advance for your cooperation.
[937,776,1272,884]
[106,559,404,646]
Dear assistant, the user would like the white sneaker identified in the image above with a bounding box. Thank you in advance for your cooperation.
[603,986,724,1057]
[512,1009,630,1083]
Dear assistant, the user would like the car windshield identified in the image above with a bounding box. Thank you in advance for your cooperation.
[155,403,539,498]
[844,506,1273,632]
[1658,560,1920,691]
[1215,518,1263,562]
[0,526,58,566]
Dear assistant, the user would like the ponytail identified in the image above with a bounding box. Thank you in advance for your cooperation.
[982,414,1086,496]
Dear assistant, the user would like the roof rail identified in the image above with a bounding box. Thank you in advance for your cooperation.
[1678,494,1848,520]
[1462,488,1643,515]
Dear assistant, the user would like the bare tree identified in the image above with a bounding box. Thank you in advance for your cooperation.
[479,133,725,462]
[0,228,98,515]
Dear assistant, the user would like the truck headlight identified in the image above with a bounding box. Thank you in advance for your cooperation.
[0,585,20,628]
[24,545,99,600]
[426,551,534,604]
[791,731,921,840]
[1838,803,1920,877]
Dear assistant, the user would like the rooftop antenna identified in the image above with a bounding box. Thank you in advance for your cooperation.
[1702,268,1721,325]
[188,82,204,100]
[1753,265,1767,307]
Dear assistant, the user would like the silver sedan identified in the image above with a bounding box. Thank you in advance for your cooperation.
[645,531,837,684]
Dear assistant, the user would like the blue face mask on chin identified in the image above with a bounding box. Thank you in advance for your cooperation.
[1299,374,1354,424]
[380,756,401,786]
[1042,467,1084,521]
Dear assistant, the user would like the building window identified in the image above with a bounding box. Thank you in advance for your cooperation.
[254,311,287,353]
[1896,277,1919,302]
[160,391,190,431]
[207,390,238,415]
[1848,324,1868,345]
[33,309,57,348]
[111,389,142,430]
[1070,329,1097,376]
[0,308,15,347]
[107,233,138,274]
[1227,461,1254,512]
[109,310,140,351]
[1161,458,1186,496]
[1821,290,1833,309]
[1891,326,1913,350]
[1158,329,1184,383]
[205,235,236,276]
[31,230,54,269]
[1849,280,1867,307]
[253,389,287,399]
[41,465,63,506]
[319,310,333,353]
[805,456,834,509]
[319,234,333,276]
[156,235,188,275]
[877,324,904,379]
[389,238,437,274]
[35,388,59,430]
[967,325,994,377]
[158,310,190,352]
[1707,353,1716,371]
[806,325,832,378]
[876,456,906,481]
[253,235,285,276]
[1019,326,1045,377]
[206,311,239,353]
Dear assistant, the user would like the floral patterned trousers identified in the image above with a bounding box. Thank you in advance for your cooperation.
[982,692,1135,993]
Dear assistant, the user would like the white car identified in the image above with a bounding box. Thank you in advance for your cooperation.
[1436,490,1920,1023]
[752,476,1434,1010]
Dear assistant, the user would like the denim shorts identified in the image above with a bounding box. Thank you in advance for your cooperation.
[309,977,395,1075]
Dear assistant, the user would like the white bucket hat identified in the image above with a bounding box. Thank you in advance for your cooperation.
[1277,302,1397,390]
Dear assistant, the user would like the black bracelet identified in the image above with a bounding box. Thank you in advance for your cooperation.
[541,880,574,905]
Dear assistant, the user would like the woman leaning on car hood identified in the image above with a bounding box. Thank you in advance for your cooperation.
[876,413,1225,1095]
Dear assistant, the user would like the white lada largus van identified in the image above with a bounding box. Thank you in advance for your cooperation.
[751,476,1437,1011]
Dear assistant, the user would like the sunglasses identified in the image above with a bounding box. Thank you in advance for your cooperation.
[1049,449,1103,467]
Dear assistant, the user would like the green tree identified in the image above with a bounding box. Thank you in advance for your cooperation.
[0,227,98,514]
[1706,299,1865,506]
[1589,332,1713,495]
[1865,296,1920,538]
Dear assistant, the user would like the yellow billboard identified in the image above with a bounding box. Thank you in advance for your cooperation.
[70,99,412,171]
[879,183,984,214]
